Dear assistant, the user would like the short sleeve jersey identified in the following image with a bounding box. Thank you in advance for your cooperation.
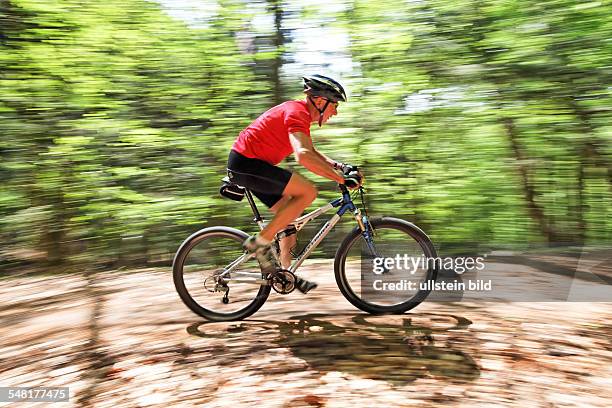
[232,100,312,165]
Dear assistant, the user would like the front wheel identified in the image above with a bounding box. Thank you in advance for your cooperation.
[173,226,271,321]
[334,217,438,314]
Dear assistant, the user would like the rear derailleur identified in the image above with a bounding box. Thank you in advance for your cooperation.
[205,270,230,304]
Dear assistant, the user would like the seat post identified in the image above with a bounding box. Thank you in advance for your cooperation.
[244,189,263,224]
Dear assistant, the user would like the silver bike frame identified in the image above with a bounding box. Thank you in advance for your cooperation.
[219,201,344,284]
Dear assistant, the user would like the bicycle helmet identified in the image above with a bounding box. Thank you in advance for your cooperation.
[303,74,347,102]
[303,74,347,126]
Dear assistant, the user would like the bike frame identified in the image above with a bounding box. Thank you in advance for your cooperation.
[219,186,375,284]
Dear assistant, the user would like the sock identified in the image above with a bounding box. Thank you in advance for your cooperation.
[255,234,271,246]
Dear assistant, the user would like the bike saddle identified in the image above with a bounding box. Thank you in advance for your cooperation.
[220,175,246,201]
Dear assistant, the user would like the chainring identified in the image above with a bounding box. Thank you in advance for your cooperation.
[270,269,296,294]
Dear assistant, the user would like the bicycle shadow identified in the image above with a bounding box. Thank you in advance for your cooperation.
[186,312,480,386]
[276,313,479,385]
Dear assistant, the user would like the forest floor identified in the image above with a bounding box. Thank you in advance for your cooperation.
[1,252,611,407]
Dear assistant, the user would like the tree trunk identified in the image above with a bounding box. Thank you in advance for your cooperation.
[576,158,586,243]
[569,98,612,188]
[502,117,562,243]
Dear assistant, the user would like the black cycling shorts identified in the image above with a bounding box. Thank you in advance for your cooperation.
[227,149,293,208]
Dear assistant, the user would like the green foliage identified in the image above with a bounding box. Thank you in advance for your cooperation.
[0,0,610,270]
[340,0,611,247]
[0,0,266,267]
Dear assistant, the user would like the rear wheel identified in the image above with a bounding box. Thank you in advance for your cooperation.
[173,227,271,321]
[334,217,438,314]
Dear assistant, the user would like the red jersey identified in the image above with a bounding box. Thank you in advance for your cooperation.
[232,100,312,165]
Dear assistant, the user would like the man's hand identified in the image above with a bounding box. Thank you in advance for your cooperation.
[334,162,364,189]
[341,163,357,174]
[343,168,364,190]
[334,162,355,174]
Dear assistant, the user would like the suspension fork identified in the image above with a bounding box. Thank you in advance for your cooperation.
[354,208,379,258]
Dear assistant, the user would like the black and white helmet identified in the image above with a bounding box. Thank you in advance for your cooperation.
[303,74,347,103]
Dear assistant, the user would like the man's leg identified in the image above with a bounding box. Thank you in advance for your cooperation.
[228,151,309,277]
[259,173,317,242]
[278,234,297,269]
[269,195,297,269]
[257,173,318,293]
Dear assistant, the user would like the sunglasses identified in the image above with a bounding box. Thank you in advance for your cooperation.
[324,99,339,109]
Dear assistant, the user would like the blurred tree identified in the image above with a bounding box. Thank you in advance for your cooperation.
[0,0,610,272]
[0,0,267,268]
[342,0,611,247]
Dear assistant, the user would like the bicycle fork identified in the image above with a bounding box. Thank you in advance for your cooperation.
[354,208,379,258]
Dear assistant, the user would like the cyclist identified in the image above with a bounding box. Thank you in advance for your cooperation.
[227,74,362,293]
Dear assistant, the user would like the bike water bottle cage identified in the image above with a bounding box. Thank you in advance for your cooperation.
[219,176,246,201]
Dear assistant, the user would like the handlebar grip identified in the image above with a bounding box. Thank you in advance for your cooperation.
[343,171,362,188]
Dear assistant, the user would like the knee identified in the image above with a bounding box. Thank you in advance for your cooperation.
[284,174,317,204]
[304,183,317,204]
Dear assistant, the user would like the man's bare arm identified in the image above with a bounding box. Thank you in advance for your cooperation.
[289,132,344,183]
[313,149,338,168]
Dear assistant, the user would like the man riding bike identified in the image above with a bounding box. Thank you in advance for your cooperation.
[227,74,362,294]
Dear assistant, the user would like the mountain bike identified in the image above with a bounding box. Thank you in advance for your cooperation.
[173,175,438,321]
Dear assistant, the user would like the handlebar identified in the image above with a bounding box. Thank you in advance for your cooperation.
[338,164,363,190]
[343,171,362,189]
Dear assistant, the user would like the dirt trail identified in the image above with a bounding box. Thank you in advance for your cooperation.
[0,258,610,407]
